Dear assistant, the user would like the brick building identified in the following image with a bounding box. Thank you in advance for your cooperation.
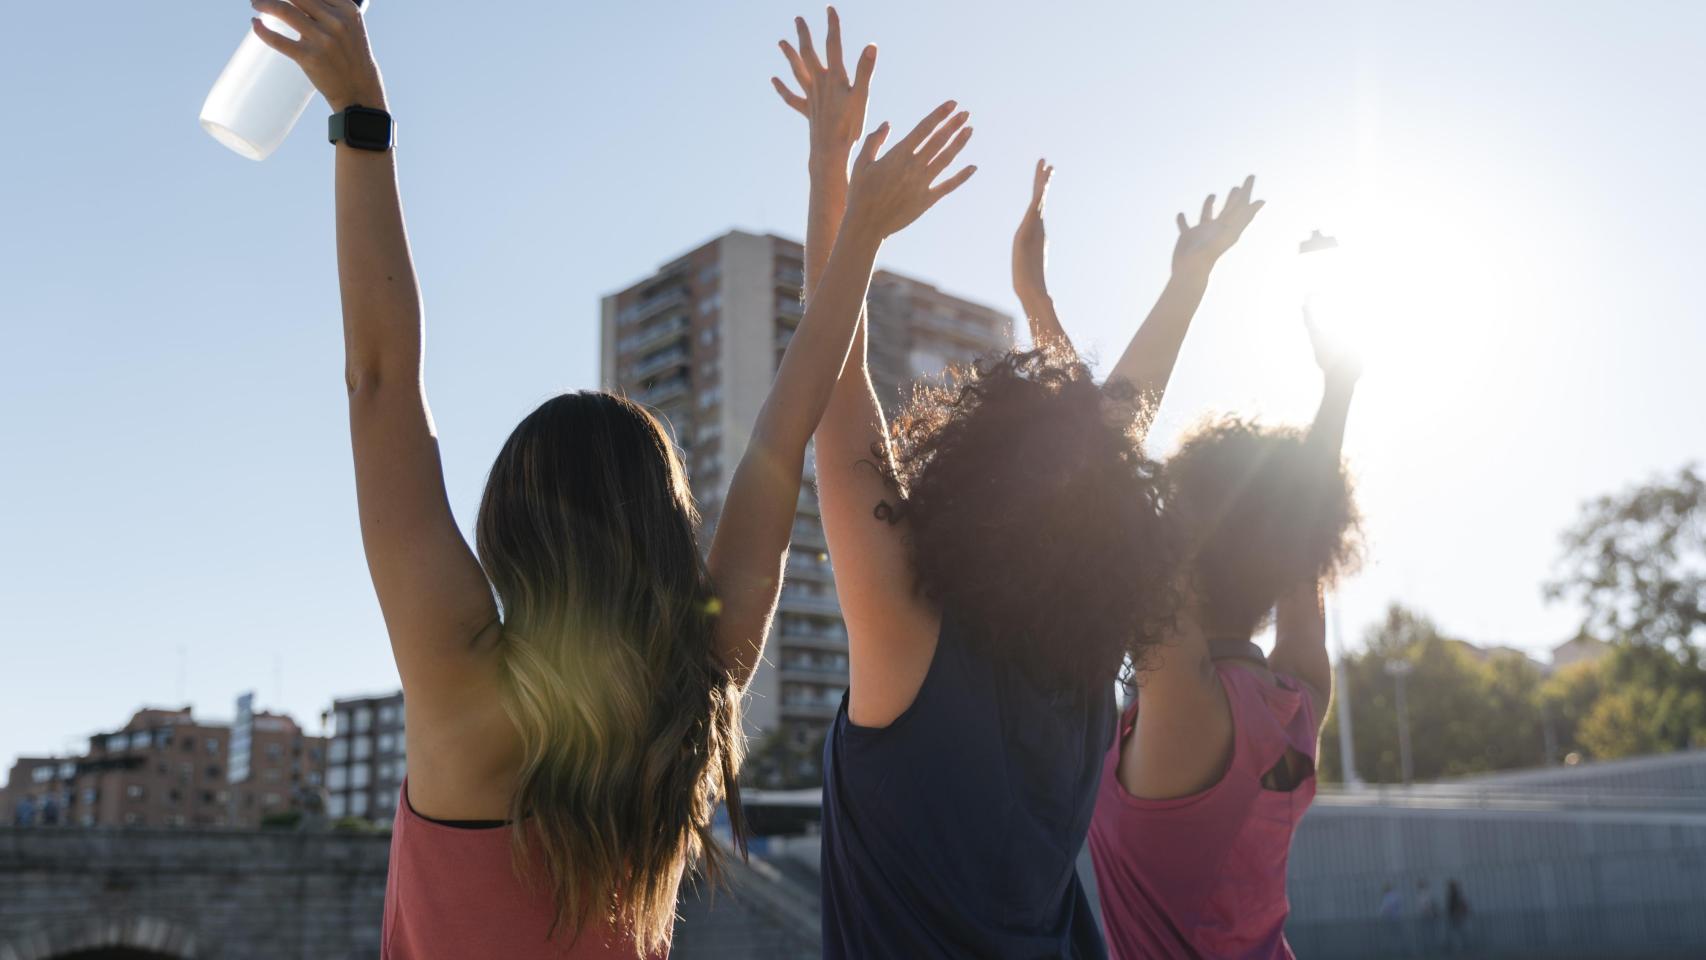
[1,704,326,829]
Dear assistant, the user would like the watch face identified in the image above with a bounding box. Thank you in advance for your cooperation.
[346,110,391,148]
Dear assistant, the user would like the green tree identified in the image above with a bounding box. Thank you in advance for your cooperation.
[1319,605,1547,783]
[1546,464,1705,660]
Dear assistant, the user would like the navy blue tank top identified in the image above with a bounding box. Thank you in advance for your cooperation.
[820,611,1116,958]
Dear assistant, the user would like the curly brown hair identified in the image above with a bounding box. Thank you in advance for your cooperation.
[1165,416,1362,639]
[875,345,1178,689]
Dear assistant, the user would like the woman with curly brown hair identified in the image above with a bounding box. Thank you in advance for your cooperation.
[1087,301,1363,959]
[770,11,1264,955]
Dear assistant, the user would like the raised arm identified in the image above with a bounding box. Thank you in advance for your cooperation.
[1269,309,1362,708]
[1105,176,1264,433]
[1012,159,1073,353]
[253,2,506,791]
[773,12,976,728]
[718,22,972,708]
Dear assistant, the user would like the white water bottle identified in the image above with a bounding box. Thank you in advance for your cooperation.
[200,3,367,160]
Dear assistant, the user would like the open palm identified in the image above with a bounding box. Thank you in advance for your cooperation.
[772,8,876,157]
[1173,174,1265,276]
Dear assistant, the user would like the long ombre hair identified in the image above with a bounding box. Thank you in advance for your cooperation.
[475,391,745,956]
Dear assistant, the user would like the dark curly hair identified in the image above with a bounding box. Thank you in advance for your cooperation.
[1165,416,1362,639]
[875,344,1178,690]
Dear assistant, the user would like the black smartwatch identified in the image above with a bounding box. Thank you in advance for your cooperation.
[329,105,395,151]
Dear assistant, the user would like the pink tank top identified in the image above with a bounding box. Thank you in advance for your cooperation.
[1087,663,1320,960]
[382,780,661,959]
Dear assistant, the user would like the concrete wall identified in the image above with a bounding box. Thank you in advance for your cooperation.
[0,827,819,959]
[1285,803,1706,958]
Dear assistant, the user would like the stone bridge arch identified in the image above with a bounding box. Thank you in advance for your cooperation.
[0,915,199,960]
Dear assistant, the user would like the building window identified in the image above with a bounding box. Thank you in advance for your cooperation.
[123,812,140,826]
[31,766,53,784]
[204,738,220,755]
[354,738,373,760]
[202,791,216,805]
[181,737,194,752]
[327,767,348,791]
[327,794,347,818]
[263,793,281,808]
[377,733,395,755]
[126,785,145,801]
[350,792,370,817]
[354,708,373,732]
[378,704,399,727]
[308,771,323,786]
[329,740,348,763]
[351,764,372,789]
[266,743,284,761]
[206,765,221,779]
[336,710,351,735]
[263,769,283,783]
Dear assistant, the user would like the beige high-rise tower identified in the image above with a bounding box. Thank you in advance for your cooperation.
[600,230,1012,760]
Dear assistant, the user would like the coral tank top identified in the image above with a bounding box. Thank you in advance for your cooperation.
[1087,663,1321,960]
[382,780,659,959]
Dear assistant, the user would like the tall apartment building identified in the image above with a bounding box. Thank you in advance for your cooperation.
[324,691,407,827]
[600,230,1012,752]
[2,705,327,829]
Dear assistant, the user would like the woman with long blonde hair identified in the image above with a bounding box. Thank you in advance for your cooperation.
[251,1,975,955]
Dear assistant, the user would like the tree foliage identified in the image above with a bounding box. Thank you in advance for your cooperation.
[1546,464,1705,659]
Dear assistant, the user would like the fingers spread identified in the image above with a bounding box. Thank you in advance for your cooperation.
[852,44,877,95]
[927,126,973,177]
[826,7,846,80]
[1032,159,1053,208]
[1200,194,1217,225]
[855,122,890,171]
[929,164,978,200]
[917,110,969,163]
[779,40,813,91]
[898,100,958,152]
[1177,212,1189,234]
[771,76,808,114]
[795,16,824,72]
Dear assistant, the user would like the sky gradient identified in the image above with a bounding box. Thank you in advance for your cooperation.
[2,1,1703,767]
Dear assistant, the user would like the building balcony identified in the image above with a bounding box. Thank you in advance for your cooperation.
[618,315,690,354]
[779,700,842,722]
[789,524,826,552]
[637,376,690,408]
[618,285,689,326]
[626,347,690,381]
[774,267,805,290]
[916,309,998,345]
[779,661,848,683]
[785,553,833,583]
[778,589,840,618]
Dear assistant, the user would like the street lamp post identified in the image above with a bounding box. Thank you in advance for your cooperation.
[1384,659,1415,786]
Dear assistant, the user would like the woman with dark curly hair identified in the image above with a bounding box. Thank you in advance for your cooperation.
[1087,303,1363,960]
[770,12,1264,955]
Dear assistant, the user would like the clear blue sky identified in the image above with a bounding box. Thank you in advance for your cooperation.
[3,1,1702,767]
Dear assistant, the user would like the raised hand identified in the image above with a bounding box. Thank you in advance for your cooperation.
[843,102,976,241]
[250,0,385,112]
[1172,175,1265,278]
[773,8,877,163]
[1304,304,1364,386]
[1012,159,1055,305]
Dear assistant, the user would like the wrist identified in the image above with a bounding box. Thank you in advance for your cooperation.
[808,149,852,182]
[1169,262,1213,288]
[836,206,887,253]
[328,79,387,114]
